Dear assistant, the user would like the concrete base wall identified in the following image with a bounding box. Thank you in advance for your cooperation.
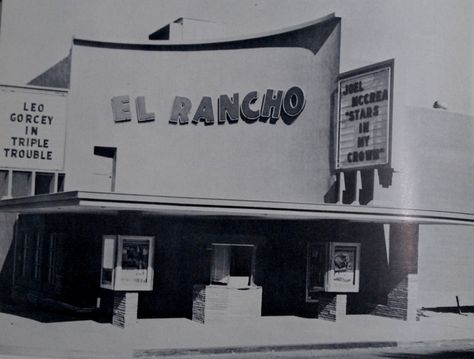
[112,292,138,328]
[371,274,418,321]
[317,293,347,322]
[369,224,419,321]
[192,285,262,323]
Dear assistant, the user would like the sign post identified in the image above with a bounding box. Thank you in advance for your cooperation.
[100,235,154,328]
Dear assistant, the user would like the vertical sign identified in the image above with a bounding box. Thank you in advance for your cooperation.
[336,60,393,170]
[0,85,67,170]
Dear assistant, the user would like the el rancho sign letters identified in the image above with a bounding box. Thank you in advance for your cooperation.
[111,86,306,126]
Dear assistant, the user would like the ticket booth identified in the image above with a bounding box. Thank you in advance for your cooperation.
[305,242,360,321]
[210,243,256,287]
[192,243,262,323]
[100,235,154,327]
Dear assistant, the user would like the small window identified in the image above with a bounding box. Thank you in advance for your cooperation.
[48,233,64,286]
[35,172,55,195]
[18,231,41,281]
[33,233,42,280]
[210,244,255,288]
[48,234,57,284]
[15,232,27,278]
[12,171,32,197]
[57,174,65,192]
[0,170,8,199]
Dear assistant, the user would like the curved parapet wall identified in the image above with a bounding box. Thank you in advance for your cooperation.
[65,15,341,203]
[62,13,473,221]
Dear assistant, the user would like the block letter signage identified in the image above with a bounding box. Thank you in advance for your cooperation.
[112,87,306,127]
[0,86,66,170]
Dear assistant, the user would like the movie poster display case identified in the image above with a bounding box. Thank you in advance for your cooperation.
[100,235,154,291]
[306,242,360,302]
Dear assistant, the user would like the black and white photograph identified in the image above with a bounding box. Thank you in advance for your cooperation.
[0,1,473,358]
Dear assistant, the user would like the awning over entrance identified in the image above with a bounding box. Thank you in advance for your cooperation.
[0,191,473,225]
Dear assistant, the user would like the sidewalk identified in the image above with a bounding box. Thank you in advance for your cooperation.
[0,308,473,358]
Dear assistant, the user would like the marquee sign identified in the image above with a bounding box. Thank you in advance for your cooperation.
[0,85,67,170]
[335,60,393,170]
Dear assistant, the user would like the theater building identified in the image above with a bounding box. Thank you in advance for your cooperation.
[0,10,473,328]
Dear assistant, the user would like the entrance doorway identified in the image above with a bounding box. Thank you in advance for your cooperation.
[210,243,256,288]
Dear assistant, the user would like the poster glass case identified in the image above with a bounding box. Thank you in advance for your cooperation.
[100,235,154,291]
[306,242,360,302]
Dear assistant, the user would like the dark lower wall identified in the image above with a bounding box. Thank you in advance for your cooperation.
[0,212,17,301]
[138,218,389,318]
[12,213,115,308]
[12,213,393,318]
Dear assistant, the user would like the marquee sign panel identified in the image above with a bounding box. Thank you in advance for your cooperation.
[336,60,393,171]
[0,86,67,170]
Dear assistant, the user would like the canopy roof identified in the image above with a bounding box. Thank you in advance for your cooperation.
[0,191,473,225]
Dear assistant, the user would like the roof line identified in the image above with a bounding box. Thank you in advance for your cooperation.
[1,191,473,225]
[72,13,338,52]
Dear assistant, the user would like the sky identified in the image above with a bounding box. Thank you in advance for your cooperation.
[0,0,472,115]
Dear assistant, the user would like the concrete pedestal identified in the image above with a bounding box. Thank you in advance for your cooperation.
[316,292,347,322]
[112,291,138,328]
[192,285,262,324]
[371,224,419,322]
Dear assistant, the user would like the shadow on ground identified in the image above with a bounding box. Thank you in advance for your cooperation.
[380,350,474,358]
[0,299,99,323]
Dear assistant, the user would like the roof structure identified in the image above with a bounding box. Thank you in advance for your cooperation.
[1,191,473,226]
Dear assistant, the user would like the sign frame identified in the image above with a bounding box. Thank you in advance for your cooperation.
[100,235,155,291]
[335,59,394,171]
[0,84,67,171]
[325,242,361,293]
[305,241,361,302]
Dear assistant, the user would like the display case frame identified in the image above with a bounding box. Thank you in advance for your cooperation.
[306,241,360,302]
[100,235,154,291]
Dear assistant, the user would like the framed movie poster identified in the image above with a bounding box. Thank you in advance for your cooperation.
[100,235,155,291]
[326,242,360,293]
[306,242,360,301]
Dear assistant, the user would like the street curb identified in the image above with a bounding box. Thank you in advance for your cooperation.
[0,344,120,359]
[133,341,399,357]
[396,338,474,348]
[133,338,474,357]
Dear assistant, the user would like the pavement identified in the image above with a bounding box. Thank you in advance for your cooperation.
[0,306,473,358]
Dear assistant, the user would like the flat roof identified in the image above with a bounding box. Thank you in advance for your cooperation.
[0,191,473,226]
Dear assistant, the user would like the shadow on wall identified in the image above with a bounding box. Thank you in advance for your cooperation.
[0,213,17,301]
[324,168,394,205]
